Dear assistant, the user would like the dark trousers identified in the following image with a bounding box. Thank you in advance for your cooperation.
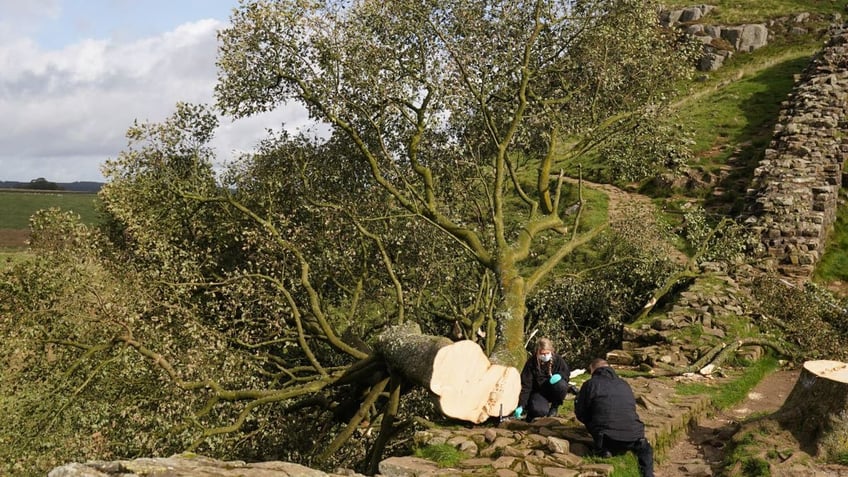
[594,434,654,477]
[525,380,569,420]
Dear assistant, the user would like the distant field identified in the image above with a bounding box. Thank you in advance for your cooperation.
[0,190,100,248]
[0,190,100,228]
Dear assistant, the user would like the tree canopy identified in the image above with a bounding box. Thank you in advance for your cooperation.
[215,0,697,365]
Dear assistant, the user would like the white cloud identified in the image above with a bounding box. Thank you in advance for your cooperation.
[0,1,61,43]
[0,15,310,183]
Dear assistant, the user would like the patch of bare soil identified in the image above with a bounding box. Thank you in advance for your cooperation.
[0,229,29,248]
[825,279,848,298]
[656,369,798,476]
[656,368,848,476]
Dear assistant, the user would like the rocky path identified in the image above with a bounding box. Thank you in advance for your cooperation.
[655,369,799,477]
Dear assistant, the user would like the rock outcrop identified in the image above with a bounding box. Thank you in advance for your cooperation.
[47,454,365,477]
[661,5,842,71]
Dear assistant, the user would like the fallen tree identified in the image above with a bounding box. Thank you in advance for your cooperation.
[315,323,521,472]
[653,337,796,375]
[373,322,520,424]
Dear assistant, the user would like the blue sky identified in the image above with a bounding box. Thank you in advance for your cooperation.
[0,0,308,182]
[34,1,236,49]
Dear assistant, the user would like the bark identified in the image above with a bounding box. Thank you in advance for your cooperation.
[374,322,521,423]
[776,360,848,453]
[489,272,528,370]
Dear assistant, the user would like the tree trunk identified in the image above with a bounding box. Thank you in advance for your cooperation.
[776,360,848,453]
[489,271,528,370]
[374,323,521,424]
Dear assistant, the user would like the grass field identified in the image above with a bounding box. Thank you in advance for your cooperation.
[0,190,100,249]
[0,190,100,228]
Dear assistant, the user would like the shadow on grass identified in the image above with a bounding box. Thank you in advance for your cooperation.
[700,54,813,216]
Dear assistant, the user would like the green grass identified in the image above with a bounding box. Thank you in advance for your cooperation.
[668,39,820,215]
[0,190,100,229]
[690,0,848,24]
[814,198,848,284]
[585,451,641,477]
[676,355,780,410]
[680,50,813,168]
[0,251,33,271]
[413,443,465,467]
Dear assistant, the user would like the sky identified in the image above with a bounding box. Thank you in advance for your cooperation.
[0,0,310,183]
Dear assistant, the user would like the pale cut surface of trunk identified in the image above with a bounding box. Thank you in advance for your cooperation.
[374,324,520,423]
[431,340,521,423]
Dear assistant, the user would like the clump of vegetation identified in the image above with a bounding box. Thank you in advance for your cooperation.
[413,444,465,468]
[820,411,848,465]
[589,115,695,185]
[527,205,681,365]
[583,451,641,477]
[741,457,771,477]
[751,276,848,360]
[725,431,771,477]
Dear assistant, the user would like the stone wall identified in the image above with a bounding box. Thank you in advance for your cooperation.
[744,27,848,282]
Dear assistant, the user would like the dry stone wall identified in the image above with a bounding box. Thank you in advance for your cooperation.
[744,27,848,282]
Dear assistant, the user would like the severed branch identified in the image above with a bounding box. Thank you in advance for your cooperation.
[367,377,403,475]
[653,338,796,375]
[316,376,391,463]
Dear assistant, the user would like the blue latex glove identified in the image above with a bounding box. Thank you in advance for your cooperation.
[513,406,524,418]
[549,373,562,385]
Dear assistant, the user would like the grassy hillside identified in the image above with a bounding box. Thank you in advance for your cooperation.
[660,1,848,292]
[700,0,848,21]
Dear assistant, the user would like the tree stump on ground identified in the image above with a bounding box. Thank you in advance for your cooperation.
[374,323,521,423]
[776,360,848,453]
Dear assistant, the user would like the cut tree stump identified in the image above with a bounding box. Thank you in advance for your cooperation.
[374,323,520,424]
[776,360,848,451]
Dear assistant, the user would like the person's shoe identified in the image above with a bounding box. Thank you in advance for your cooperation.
[599,450,612,459]
[546,404,560,417]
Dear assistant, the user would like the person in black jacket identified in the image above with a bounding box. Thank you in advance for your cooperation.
[574,358,654,477]
[514,337,572,421]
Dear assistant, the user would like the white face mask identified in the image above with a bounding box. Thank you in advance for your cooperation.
[538,352,552,363]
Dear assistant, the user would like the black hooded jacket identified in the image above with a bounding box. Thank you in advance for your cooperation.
[517,353,570,408]
[574,366,645,442]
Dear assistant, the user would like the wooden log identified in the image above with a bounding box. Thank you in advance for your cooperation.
[374,323,520,423]
[776,360,848,451]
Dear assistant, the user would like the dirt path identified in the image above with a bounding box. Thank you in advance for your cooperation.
[562,176,689,265]
[655,369,799,477]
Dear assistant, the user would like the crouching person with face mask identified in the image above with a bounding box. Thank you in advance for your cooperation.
[513,337,571,421]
